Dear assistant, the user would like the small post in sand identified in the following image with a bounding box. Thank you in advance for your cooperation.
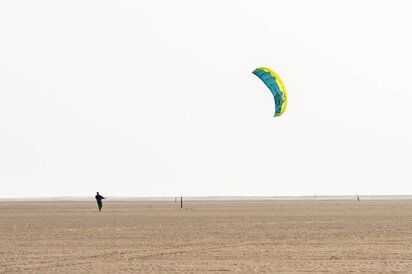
[180,196,183,209]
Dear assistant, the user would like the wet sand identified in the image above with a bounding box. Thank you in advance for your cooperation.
[1,200,412,273]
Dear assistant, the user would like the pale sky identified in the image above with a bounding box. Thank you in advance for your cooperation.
[1,0,412,198]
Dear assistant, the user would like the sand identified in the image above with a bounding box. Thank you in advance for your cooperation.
[1,200,412,273]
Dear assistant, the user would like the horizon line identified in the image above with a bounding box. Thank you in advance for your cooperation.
[1,195,412,202]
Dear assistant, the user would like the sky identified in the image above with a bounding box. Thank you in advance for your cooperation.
[1,0,412,198]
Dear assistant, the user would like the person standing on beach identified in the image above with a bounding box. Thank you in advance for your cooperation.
[95,192,105,211]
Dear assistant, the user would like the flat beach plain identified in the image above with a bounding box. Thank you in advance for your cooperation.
[1,200,412,273]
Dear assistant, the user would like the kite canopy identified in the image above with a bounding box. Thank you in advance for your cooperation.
[252,67,288,117]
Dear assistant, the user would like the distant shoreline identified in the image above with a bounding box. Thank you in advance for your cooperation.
[1,195,412,202]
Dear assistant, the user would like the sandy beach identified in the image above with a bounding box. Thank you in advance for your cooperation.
[1,200,412,273]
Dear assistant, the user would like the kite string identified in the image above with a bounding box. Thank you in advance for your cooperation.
[240,108,267,122]
[233,89,254,104]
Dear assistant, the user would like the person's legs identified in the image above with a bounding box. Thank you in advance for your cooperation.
[97,201,102,211]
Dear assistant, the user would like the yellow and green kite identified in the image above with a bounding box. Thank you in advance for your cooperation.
[252,67,288,117]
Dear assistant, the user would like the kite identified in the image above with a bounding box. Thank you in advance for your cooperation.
[252,67,288,117]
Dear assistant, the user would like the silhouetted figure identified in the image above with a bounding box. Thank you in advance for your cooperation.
[95,192,105,211]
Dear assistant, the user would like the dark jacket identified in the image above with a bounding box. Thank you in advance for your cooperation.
[95,194,105,202]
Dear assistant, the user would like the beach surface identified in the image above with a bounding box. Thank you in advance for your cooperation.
[1,200,412,273]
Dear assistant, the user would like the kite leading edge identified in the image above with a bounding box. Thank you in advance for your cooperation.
[252,67,288,117]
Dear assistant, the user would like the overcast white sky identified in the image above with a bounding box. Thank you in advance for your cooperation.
[1,0,412,198]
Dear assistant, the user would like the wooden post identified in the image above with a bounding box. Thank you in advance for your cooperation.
[180,196,183,209]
